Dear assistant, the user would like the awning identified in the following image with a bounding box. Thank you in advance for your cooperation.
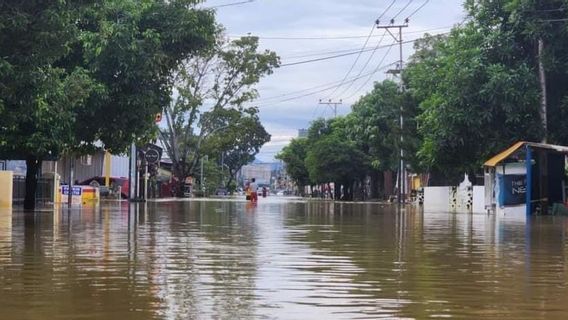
[484,141,568,167]
[484,141,525,167]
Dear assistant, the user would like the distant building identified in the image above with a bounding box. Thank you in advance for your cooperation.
[298,128,308,138]
[239,163,272,185]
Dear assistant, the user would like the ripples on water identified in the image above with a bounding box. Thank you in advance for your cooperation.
[0,198,567,319]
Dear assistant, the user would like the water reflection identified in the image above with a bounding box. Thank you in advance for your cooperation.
[0,199,567,319]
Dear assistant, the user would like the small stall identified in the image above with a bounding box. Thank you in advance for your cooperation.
[484,141,568,215]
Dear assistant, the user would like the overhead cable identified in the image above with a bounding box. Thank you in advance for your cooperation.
[391,0,414,21]
[280,33,449,67]
[228,25,453,41]
[323,24,377,100]
[344,41,396,100]
[257,63,397,106]
[378,0,398,22]
[405,0,431,20]
[206,0,254,9]
[333,30,389,98]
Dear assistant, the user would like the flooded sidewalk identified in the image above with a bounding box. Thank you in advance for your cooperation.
[0,198,567,319]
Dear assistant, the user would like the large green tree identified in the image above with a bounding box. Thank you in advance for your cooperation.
[276,138,310,194]
[159,35,279,195]
[403,0,568,184]
[405,19,539,183]
[0,0,216,209]
[348,80,419,197]
[304,117,368,200]
[202,107,270,191]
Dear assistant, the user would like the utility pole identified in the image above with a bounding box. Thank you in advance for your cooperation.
[318,99,342,118]
[377,18,408,204]
[538,38,547,143]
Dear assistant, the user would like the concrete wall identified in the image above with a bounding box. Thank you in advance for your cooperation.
[473,186,485,213]
[424,185,486,213]
[0,171,13,208]
[424,186,451,212]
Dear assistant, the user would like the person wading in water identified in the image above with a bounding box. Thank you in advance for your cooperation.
[249,178,258,203]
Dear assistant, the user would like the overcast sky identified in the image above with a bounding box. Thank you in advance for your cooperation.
[208,0,466,162]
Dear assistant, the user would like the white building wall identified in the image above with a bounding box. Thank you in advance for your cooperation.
[110,155,130,177]
[424,187,451,212]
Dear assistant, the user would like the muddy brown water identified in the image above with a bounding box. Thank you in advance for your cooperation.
[0,197,567,319]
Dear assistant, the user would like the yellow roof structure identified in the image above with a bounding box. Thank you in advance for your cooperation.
[484,141,568,167]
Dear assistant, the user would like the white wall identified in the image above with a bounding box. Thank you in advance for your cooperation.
[424,187,451,212]
[110,155,130,177]
[472,186,485,213]
[424,185,486,213]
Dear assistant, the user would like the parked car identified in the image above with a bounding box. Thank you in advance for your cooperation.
[215,187,228,196]
[79,176,129,199]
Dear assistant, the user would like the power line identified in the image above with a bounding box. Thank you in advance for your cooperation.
[255,32,449,103]
[391,0,414,21]
[257,62,397,106]
[378,0,398,21]
[280,34,449,67]
[334,30,389,98]
[405,0,430,20]
[256,70,381,104]
[228,25,452,42]
[206,0,254,9]
[343,40,396,100]
[323,24,377,100]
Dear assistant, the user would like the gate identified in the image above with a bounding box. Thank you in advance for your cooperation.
[12,176,55,205]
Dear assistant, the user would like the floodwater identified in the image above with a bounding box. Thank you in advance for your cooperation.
[0,198,567,319]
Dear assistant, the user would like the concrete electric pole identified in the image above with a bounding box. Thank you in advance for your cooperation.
[376,18,408,204]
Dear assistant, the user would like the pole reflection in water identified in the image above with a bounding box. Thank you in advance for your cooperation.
[0,199,567,319]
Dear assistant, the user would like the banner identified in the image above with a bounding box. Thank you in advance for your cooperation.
[497,174,526,206]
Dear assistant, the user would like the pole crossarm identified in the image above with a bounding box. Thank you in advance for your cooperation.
[318,99,343,118]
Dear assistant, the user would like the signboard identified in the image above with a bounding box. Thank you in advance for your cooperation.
[497,174,526,206]
[60,186,83,205]
[145,149,160,164]
[61,186,83,196]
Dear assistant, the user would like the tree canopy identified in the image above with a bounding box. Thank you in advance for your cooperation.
[0,0,216,208]
[279,0,568,196]
[158,35,279,194]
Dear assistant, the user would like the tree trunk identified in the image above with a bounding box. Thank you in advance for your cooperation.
[225,172,235,191]
[24,155,41,211]
[370,171,380,199]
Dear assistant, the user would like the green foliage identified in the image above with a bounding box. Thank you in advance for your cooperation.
[349,80,419,173]
[158,35,279,190]
[403,1,568,182]
[202,107,271,188]
[75,0,216,153]
[0,0,216,208]
[276,138,310,188]
[280,0,568,190]
[0,0,216,159]
[304,118,367,185]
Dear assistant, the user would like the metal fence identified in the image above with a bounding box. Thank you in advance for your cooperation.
[12,176,55,205]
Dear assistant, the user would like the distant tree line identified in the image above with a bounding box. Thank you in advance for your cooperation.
[278,0,568,200]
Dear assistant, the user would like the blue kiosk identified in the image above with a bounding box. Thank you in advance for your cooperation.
[484,141,568,215]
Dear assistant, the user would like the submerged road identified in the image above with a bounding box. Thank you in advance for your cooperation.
[0,197,567,319]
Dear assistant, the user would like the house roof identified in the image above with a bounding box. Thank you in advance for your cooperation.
[484,141,568,167]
